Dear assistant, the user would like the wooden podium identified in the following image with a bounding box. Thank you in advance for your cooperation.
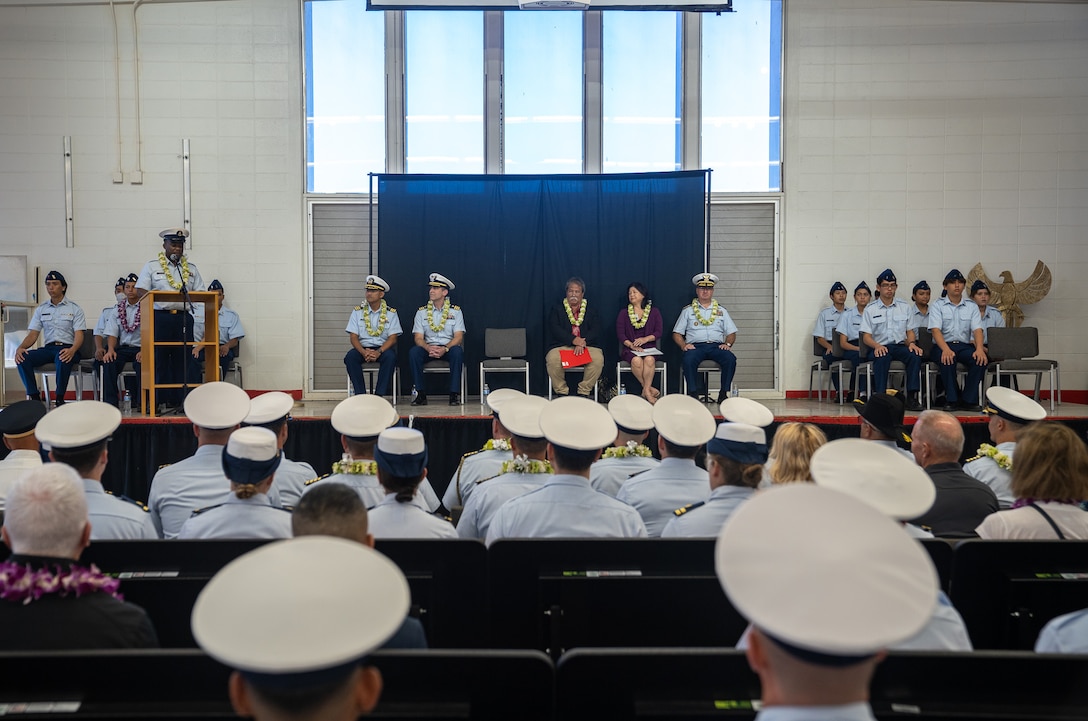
[140,291,220,417]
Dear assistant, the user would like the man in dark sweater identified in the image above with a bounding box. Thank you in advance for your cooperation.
[545,277,604,398]
[0,464,158,650]
[908,410,998,536]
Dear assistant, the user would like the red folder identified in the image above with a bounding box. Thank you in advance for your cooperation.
[559,349,592,369]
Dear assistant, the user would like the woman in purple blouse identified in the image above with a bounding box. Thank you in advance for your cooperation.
[616,282,664,403]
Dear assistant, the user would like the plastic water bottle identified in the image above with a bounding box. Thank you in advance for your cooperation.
[411,386,418,404]
[618,385,627,395]
[122,390,132,415]
[730,382,739,398]
[482,383,490,410]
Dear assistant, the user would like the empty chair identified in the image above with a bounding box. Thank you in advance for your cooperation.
[479,328,530,394]
[986,326,1060,411]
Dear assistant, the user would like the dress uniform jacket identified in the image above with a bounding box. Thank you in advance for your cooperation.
[1035,608,1088,653]
[660,485,754,538]
[963,441,1014,509]
[442,447,510,509]
[177,492,292,540]
[268,454,318,509]
[83,479,157,540]
[456,470,552,539]
[589,455,660,497]
[346,303,402,348]
[149,445,283,539]
[0,449,42,511]
[367,493,458,539]
[615,457,710,537]
[0,555,158,650]
[486,474,647,545]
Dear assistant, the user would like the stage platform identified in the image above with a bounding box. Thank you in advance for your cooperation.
[71,395,1088,508]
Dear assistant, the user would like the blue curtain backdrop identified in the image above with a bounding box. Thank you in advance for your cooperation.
[376,171,707,396]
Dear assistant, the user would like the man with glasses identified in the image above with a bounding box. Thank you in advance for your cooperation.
[859,269,923,411]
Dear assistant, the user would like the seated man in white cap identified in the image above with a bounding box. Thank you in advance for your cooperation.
[243,391,316,508]
[178,426,292,540]
[673,272,738,403]
[458,396,552,539]
[716,483,939,721]
[661,421,765,538]
[545,277,604,399]
[616,395,716,537]
[1035,607,1088,654]
[0,400,47,511]
[191,536,409,721]
[292,484,427,649]
[14,269,86,406]
[409,273,466,406]
[964,386,1047,509]
[367,428,457,539]
[442,388,522,513]
[486,397,646,545]
[345,275,401,398]
[808,438,972,650]
[303,395,440,512]
[589,395,659,498]
[147,381,256,538]
[0,464,158,650]
[36,401,157,540]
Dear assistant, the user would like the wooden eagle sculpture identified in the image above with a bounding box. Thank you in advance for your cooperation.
[967,260,1051,328]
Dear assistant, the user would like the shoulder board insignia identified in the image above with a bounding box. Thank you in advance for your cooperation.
[965,455,982,463]
[461,449,482,460]
[451,304,461,311]
[433,512,453,522]
[475,473,502,485]
[355,305,363,311]
[120,495,150,512]
[673,501,705,517]
[387,307,396,313]
[191,504,223,516]
[304,473,331,487]
[418,305,427,311]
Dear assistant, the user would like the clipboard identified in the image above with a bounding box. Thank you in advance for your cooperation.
[559,349,592,368]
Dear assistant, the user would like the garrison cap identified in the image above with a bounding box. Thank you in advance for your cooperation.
[829,281,847,295]
[876,269,897,285]
[942,268,966,285]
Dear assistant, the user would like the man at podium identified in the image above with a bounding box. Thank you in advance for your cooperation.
[136,228,206,410]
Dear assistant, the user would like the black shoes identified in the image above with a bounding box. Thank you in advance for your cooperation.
[449,393,460,406]
[903,394,923,412]
[411,394,428,406]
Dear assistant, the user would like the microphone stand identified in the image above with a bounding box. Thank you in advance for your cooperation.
[172,256,195,416]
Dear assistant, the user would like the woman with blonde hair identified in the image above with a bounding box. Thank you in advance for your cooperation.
[976,422,1088,539]
[767,422,828,485]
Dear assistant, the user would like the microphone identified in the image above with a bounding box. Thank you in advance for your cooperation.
[169,253,180,264]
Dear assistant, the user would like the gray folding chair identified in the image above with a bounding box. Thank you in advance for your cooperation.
[479,328,529,394]
[985,326,1060,411]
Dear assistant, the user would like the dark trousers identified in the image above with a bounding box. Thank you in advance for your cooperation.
[153,311,198,405]
[929,342,986,404]
[17,344,76,399]
[409,345,464,394]
[872,343,921,394]
[839,349,868,395]
[102,346,141,406]
[682,343,737,397]
[345,347,397,396]
[194,347,235,381]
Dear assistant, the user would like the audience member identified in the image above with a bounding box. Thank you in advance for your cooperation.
[766,422,827,485]
[854,393,914,461]
[369,428,457,539]
[243,391,316,508]
[0,400,46,510]
[590,394,658,497]
[442,388,522,511]
[1035,608,1088,654]
[963,386,1046,509]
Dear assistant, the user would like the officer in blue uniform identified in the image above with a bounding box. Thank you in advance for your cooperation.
[344,275,401,398]
[442,388,522,511]
[859,269,923,410]
[193,279,245,381]
[812,281,847,393]
[147,381,257,538]
[963,386,1046,509]
[673,272,738,403]
[715,484,939,721]
[102,273,143,408]
[35,401,157,540]
[1036,608,1088,654]
[909,280,931,333]
[178,426,292,539]
[136,228,206,409]
[409,273,466,406]
[0,401,47,511]
[928,269,987,411]
[486,397,647,545]
[661,421,765,538]
[590,394,659,497]
[15,270,86,405]
[616,394,716,536]
[242,391,316,509]
[368,428,458,539]
[834,281,871,399]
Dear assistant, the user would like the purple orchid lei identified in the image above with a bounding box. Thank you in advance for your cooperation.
[0,560,123,605]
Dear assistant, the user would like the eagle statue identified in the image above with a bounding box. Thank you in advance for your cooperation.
[966,260,1051,328]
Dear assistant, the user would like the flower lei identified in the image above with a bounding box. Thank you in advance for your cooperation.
[976,443,1012,471]
[426,300,453,333]
[483,438,512,451]
[117,300,140,333]
[501,455,553,474]
[563,298,588,327]
[603,441,653,459]
[363,300,390,337]
[691,299,720,326]
[332,455,378,475]
[628,301,652,330]
[157,252,191,291]
[0,560,122,605]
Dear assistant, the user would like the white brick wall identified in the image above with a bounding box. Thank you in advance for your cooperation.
[784,0,1088,394]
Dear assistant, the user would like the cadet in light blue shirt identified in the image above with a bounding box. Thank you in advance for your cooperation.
[812,282,847,393]
[486,397,646,545]
[833,281,871,398]
[192,279,245,382]
[345,275,402,397]
[673,273,738,403]
[102,273,143,408]
[15,270,86,405]
[178,426,292,540]
[909,279,931,333]
[661,421,764,538]
[927,269,987,411]
[409,273,466,406]
[35,401,157,540]
[970,280,1006,344]
[616,394,716,537]
[859,269,923,409]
